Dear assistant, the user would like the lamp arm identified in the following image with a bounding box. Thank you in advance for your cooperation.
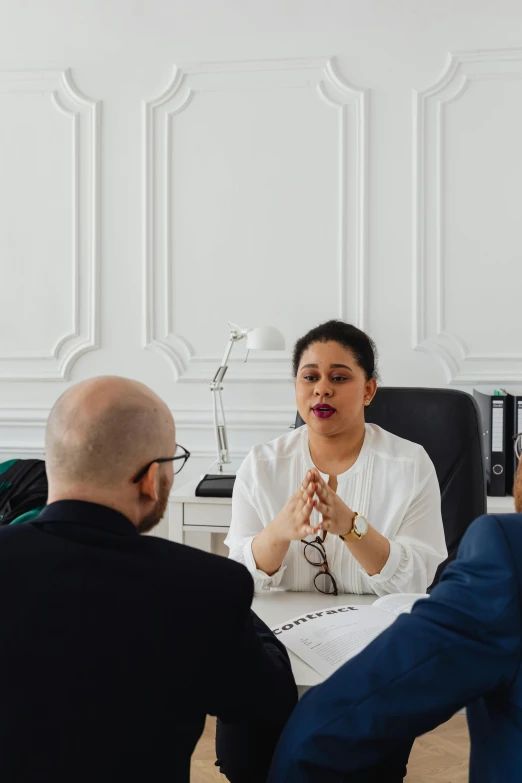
[212,337,236,386]
[210,331,246,471]
[212,385,230,470]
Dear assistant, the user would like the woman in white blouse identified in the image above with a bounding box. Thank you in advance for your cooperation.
[225,320,447,595]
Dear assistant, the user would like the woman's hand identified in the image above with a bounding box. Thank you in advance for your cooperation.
[310,469,356,537]
[251,472,322,576]
[270,471,322,542]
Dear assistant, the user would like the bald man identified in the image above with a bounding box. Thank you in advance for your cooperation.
[0,377,297,783]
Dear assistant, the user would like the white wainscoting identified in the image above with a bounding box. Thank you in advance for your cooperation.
[1,1,522,468]
[143,58,367,382]
[0,70,100,381]
[413,49,522,384]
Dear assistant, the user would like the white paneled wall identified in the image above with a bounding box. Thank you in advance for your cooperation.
[413,50,522,384]
[144,59,367,382]
[1,0,522,485]
[0,71,99,380]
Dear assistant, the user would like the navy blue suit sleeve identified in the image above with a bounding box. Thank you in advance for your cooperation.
[268,515,522,782]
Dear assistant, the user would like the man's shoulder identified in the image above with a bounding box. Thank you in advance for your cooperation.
[143,536,253,593]
[145,540,254,628]
[417,513,522,632]
[446,513,522,591]
[474,513,522,561]
[461,513,522,549]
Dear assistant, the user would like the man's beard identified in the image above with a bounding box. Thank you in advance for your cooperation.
[513,459,522,514]
[137,474,171,534]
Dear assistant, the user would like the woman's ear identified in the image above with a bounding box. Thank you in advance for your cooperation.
[137,461,160,502]
[365,378,377,403]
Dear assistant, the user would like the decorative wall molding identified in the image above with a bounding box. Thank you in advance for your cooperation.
[0,443,250,462]
[0,445,45,458]
[0,69,100,380]
[177,358,294,384]
[0,406,294,460]
[143,57,368,382]
[175,406,296,431]
[0,405,295,427]
[413,48,522,384]
[0,407,51,426]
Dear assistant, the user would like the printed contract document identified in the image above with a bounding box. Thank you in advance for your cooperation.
[272,593,427,677]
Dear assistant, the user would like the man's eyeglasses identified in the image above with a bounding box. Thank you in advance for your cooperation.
[514,433,522,461]
[301,532,338,595]
[132,444,191,484]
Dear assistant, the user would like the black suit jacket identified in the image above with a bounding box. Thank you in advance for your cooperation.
[0,501,297,783]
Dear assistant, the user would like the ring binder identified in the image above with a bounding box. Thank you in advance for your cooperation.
[474,390,515,496]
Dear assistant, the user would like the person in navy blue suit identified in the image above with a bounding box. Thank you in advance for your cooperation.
[269,450,522,783]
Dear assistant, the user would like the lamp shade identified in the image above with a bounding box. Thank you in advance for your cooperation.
[246,325,285,351]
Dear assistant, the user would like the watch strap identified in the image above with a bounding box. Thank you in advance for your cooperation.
[339,512,365,542]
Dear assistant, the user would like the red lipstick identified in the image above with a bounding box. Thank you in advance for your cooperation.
[311,404,336,419]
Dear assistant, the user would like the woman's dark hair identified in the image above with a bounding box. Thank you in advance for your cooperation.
[292,320,378,381]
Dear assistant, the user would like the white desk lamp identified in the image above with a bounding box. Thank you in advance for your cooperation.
[211,322,285,473]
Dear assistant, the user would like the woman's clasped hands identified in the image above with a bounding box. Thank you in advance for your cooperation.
[272,469,355,542]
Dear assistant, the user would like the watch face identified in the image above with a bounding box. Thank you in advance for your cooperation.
[355,515,368,536]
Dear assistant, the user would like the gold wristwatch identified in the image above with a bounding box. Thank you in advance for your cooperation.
[339,513,369,542]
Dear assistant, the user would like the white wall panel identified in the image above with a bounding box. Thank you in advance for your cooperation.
[414,50,522,383]
[143,59,367,382]
[0,70,99,380]
[0,0,522,463]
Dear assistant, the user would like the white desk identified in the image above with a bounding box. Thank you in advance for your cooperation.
[168,477,516,544]
[168,478,232,543]
[253,591,376,690]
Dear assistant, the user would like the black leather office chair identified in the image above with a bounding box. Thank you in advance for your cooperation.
[0,459,48,526]
[295,388,486,587]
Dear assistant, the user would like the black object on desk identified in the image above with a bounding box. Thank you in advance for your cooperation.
[195,474,236,498]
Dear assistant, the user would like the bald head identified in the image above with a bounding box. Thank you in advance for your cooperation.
[45,377,175,489]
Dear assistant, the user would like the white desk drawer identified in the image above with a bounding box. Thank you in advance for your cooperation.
[184,503,232,528]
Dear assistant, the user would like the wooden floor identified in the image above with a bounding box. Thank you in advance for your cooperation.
[191,714,470,782]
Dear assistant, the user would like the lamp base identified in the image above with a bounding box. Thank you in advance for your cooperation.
[195,473,236,498]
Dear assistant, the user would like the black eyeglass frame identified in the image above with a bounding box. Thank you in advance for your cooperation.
[132,445,191,484]
[301,533,339,596]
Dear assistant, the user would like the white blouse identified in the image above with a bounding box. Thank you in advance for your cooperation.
[225,424,447,595]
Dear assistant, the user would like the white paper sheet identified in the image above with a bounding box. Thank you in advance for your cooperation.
[372,592,429,615]
[272,604,397,678]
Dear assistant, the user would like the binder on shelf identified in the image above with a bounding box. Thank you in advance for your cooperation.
[513,396,522,478]
[474,390,515,497]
